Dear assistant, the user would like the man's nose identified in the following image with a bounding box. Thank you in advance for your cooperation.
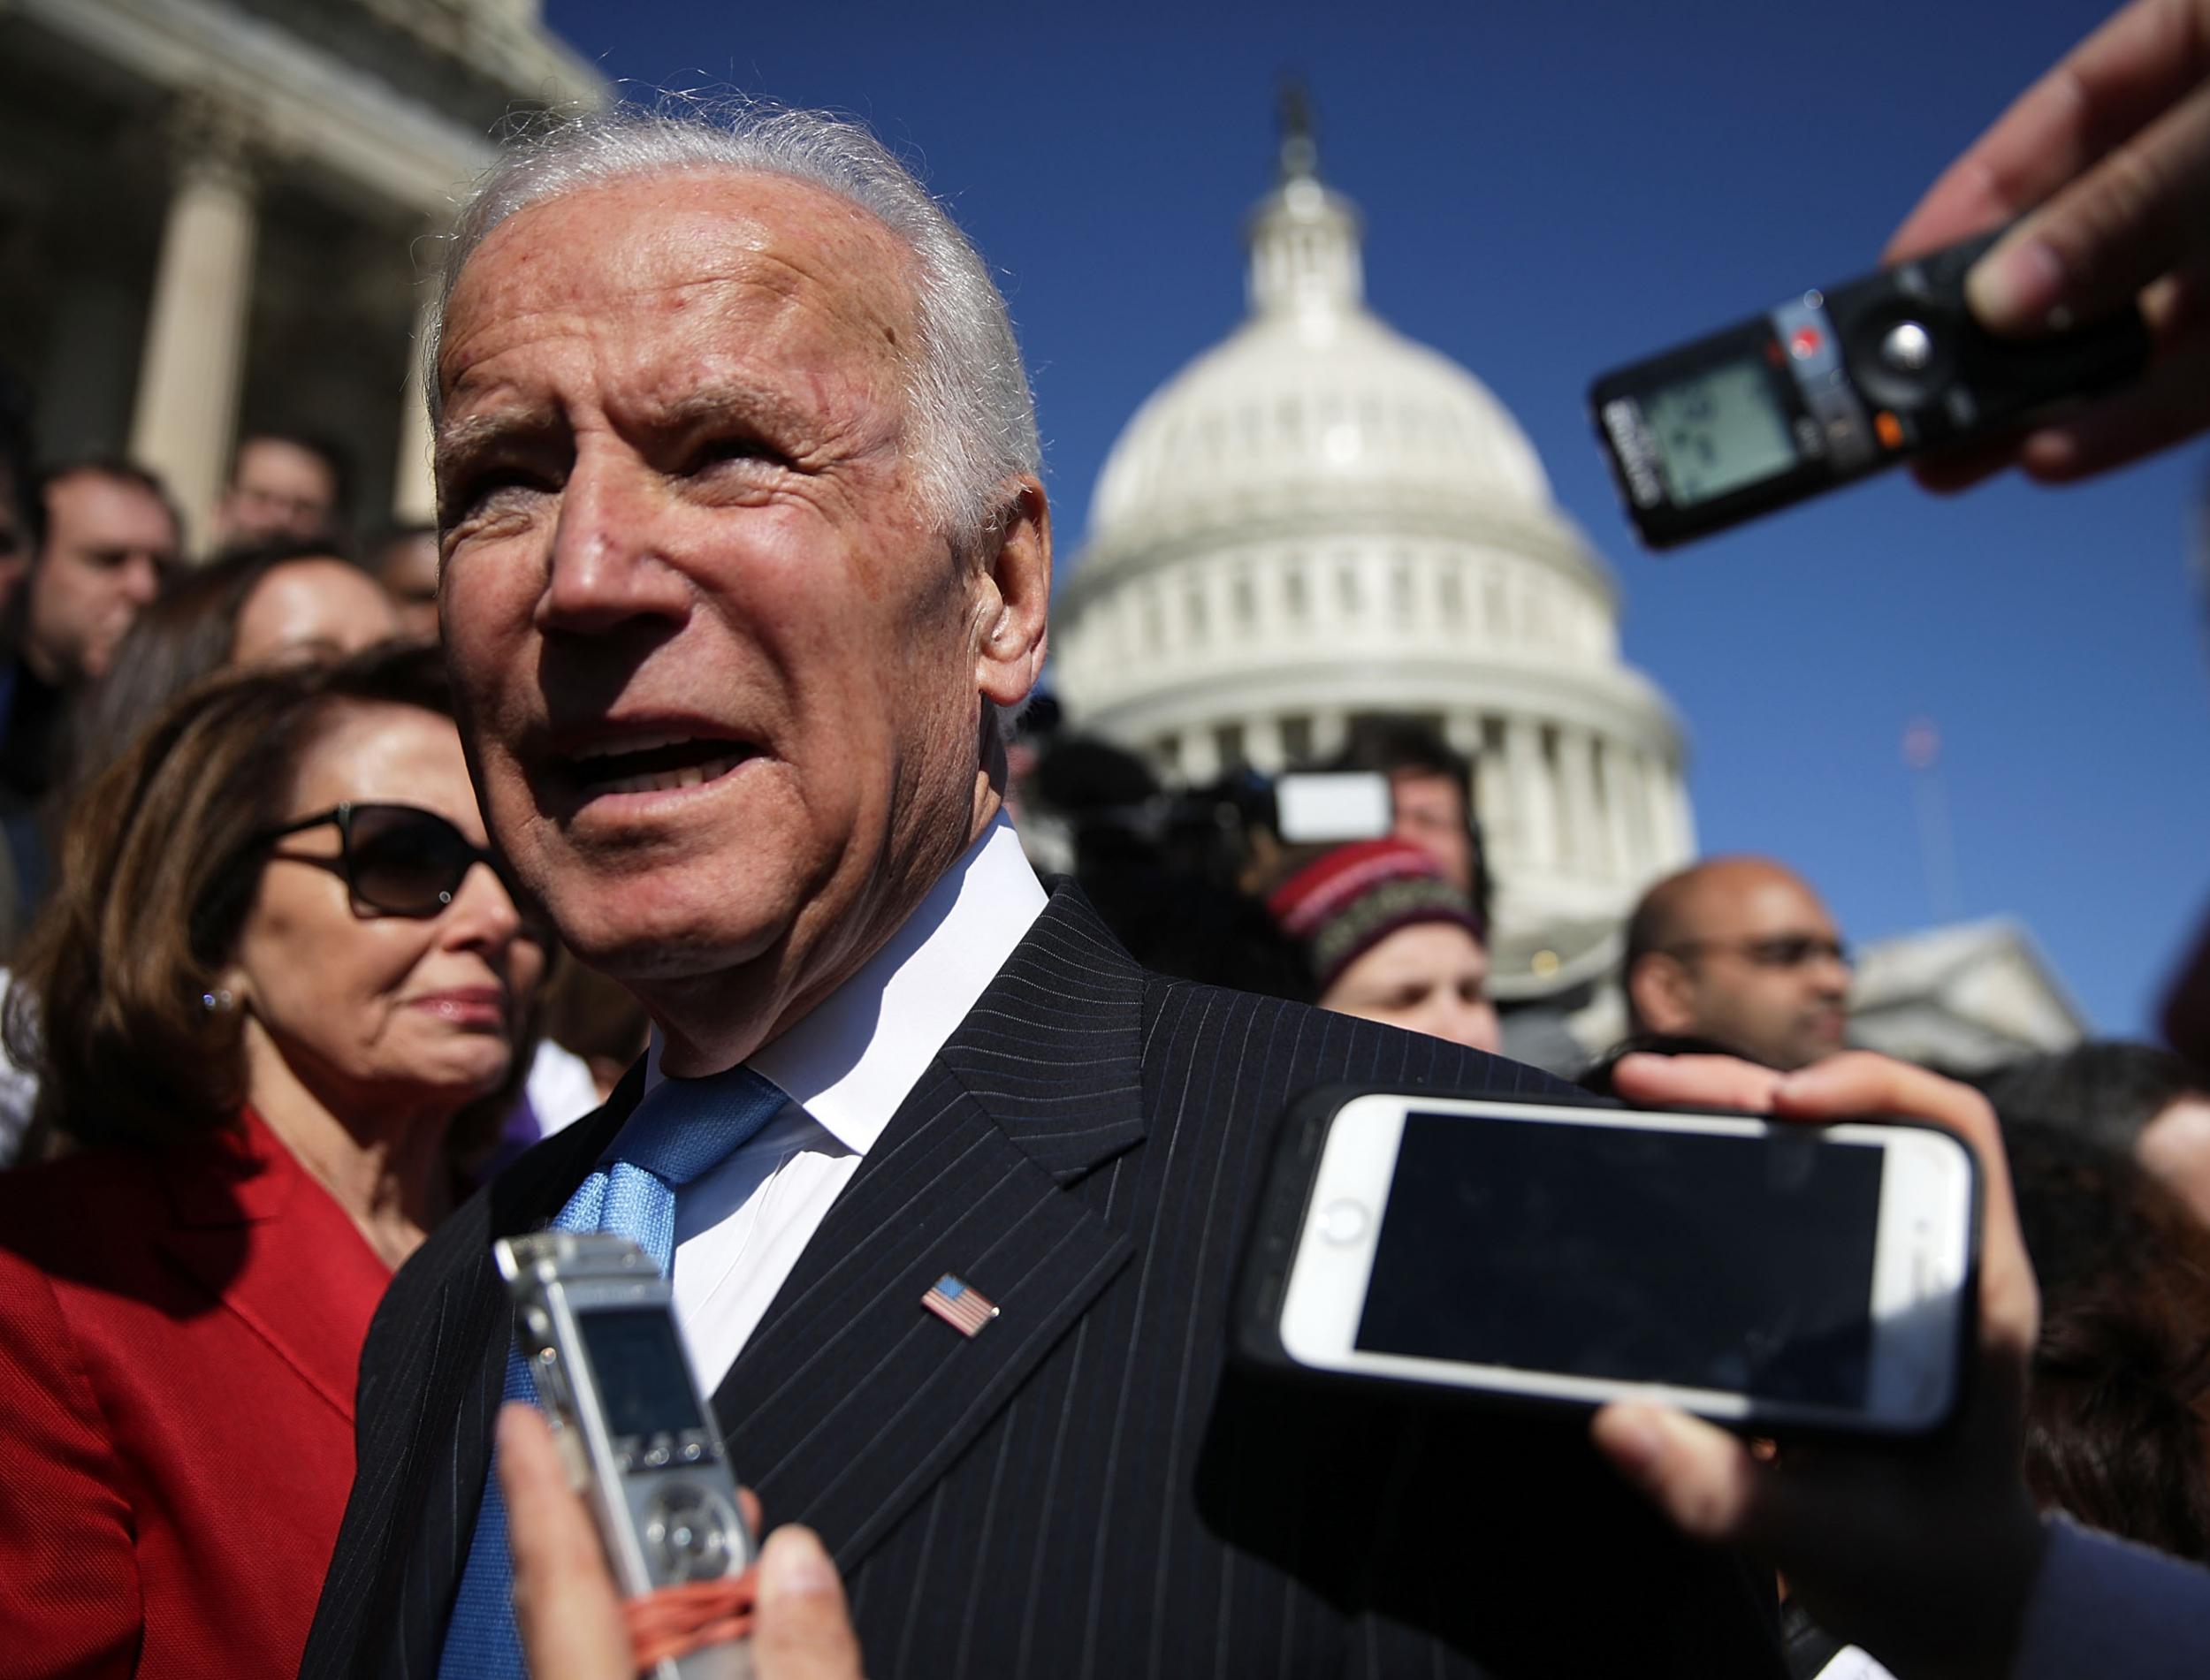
[539,452,692,635]
[122,554,163,606]
[1809,946,1852,994]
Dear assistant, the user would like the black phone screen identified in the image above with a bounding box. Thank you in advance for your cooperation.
[1353,1111,1886,1407]
[578,1308,707,1439]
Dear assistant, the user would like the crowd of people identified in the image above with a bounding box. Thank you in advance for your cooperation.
[0,0,2207,1675]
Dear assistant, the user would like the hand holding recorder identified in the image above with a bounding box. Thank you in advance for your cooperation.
[1590,1052,2045,1680]
[499,1405,866,1680]
[1887,0,2210,486]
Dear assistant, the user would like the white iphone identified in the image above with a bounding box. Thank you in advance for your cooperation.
[1239,1090,1978,1436]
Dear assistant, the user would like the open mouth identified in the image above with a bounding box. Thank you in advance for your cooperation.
[566,732,759,798]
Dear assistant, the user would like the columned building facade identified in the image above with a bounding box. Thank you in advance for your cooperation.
[1053,132,1696,1000]
[0,0,602,547]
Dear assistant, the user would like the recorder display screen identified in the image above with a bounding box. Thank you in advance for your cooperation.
[1642,357,1800,506]
[578,1309,707,1439]
[1354,1113,1885,1406]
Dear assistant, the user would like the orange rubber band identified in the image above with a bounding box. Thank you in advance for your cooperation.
[624,1567,758,1670]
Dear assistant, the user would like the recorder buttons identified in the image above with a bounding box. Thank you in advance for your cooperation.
[645,1484,743,1582]
[1878,319,1935,373]
[1318,1198,1370,1244]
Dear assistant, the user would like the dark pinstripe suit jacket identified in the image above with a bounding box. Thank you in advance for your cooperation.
[301,886,1784,1678]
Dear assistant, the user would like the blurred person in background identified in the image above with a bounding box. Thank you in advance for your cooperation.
[1268,836,1501,1052]
[1621,856,1850,1072]
[372,522,442,643]
[212,429,347,547]
[0,376,37,1124]
[1025,733,1315,1000]
[1,460,179,794]
[0,370,37,627]
[0,459,180,943]
[2001,1116,2210,1566]
[0,643,545,1678]
[64,540,400,803]
[1328,715,1493,934]
[1984,1041,2210,1231]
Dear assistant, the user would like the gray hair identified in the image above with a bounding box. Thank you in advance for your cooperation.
[430,97,1040,547]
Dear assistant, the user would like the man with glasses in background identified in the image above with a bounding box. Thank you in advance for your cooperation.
[1622,856,1852,1071]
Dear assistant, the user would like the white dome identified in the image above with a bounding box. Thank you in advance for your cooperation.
[1050,126,1696,1003]
[1083,172,1559,563]
[1089,293,1555,545]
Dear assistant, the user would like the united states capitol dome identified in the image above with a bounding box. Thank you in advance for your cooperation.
[1086,173,1561,554]
[1052,114,1696,1002]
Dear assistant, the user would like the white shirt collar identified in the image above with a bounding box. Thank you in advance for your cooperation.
[644,813,1046,1155]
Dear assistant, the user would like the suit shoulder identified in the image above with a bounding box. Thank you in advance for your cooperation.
[1137,973,1582,1102]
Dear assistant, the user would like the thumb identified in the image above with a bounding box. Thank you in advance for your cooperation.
[1968,87,2210,334]
[752,1525,865,1680]
[1590,1402,1776,1550]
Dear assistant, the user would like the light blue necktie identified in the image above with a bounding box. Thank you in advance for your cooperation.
[438,1065,786,1679]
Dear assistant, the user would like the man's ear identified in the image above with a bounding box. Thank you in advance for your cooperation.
[1627,953,1696,1037]
[972,476,1051,710]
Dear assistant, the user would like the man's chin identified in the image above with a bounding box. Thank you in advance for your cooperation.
[543,886,796,987]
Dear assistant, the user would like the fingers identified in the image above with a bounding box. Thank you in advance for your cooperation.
[497,1403,633,1680]
[752,1526,865,1680]
[1887,0,2210,264]
[1590,1403,1774,1549]
[1771,1053,2039,1355]
[1970,81,2210,333]
[1607,1051,2039,1359]
[1607,1053,1784,1114]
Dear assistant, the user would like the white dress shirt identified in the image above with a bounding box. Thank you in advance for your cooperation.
[653,816,1046,1396]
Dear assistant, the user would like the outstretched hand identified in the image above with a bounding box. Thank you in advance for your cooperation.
[1886,0,2210,485]
[1589,1052,2046,1680]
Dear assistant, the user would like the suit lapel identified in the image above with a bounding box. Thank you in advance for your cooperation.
[377,1068,648,1679]
[713,886,1147,1570]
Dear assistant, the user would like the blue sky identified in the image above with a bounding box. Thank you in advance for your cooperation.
[545,0,2210,1038]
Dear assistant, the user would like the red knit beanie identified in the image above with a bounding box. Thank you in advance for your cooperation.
[1265,838,1484,996]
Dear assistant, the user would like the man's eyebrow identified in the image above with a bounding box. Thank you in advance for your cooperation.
[435,410,545,465]
[644,380,818,439]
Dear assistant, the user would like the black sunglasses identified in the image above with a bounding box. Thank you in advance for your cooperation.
[255,802,523,920]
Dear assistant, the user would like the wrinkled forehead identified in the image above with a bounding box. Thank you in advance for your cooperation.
[438,170,925,406]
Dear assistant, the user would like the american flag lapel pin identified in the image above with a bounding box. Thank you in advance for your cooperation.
[921,1273,1000,1338]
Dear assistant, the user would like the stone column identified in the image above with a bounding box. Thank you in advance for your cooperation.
[1246,712,1284,773]
[1180,726,1221,787]
[1504,716,1556,874]
[1556,726,1600,876]
[1597,738,1636,885]
[1617,749,1653,878]
[392,288,439,526]
[1671,770,1700,863]
[130,95,263,551]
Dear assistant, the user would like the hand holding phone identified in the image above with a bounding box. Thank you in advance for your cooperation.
[1591,1052,2046,1680]
[1241,1085,1978,1438]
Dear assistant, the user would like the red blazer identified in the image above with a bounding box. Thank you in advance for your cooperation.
[0,1110,392,1678]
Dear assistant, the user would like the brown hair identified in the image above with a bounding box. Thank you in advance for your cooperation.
[2008,1119,2210,1563]
[4,642,514,1152]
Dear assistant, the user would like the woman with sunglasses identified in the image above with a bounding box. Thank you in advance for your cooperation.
[0,642,546,1680]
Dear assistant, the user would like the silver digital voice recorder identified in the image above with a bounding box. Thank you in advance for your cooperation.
[496,1231,755,1680]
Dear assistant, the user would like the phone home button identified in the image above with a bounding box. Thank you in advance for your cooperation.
[1318,1198,1370,1245]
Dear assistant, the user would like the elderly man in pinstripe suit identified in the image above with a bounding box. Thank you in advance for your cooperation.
[300,100,1784,1678]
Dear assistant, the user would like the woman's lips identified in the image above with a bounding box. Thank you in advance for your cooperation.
[407,989,507,1029]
